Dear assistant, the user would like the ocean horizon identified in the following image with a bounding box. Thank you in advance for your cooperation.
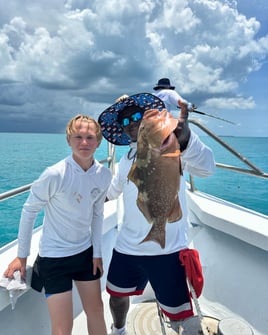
[1,132,267,247]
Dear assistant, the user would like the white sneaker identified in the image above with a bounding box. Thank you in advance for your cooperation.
[109,324,128,335]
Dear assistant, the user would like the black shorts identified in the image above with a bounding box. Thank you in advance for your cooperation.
[106,249,193,320]
[31,246,101,295]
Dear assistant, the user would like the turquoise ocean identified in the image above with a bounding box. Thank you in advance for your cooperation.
[0,132,268,248]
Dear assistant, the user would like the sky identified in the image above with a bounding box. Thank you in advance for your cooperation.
[0,0,267,136]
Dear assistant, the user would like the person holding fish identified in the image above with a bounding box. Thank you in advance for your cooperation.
[98,93,215,335]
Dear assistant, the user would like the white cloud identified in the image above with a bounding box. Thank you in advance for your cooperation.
[203,96,256,109]
[0,0,267,134]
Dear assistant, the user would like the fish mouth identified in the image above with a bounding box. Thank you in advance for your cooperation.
[160,132,175,151]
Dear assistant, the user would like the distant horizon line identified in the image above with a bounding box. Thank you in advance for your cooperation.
[0,131,267,138]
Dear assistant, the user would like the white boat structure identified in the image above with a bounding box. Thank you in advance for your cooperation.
[0,120,268,335]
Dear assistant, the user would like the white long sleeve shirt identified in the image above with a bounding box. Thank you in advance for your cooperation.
[17,156,112,259]
[153,89,187,112]
[107,131,215,255]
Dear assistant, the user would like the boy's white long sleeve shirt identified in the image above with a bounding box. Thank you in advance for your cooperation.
[107,131,215,255]
[17,156,112,259]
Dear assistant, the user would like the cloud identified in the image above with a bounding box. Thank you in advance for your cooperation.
[203,96,256,109]
[0,0,267,133]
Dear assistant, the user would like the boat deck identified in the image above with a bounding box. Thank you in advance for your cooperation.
[1,195,267,334]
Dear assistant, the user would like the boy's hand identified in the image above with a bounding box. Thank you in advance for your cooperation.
[4,257,27,280]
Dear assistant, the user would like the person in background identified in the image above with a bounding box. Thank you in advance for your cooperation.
[4,114,112,335]
[153,77,194,113]
[98,93,215,335]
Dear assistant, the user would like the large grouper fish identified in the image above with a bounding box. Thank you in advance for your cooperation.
[128,108,182,249]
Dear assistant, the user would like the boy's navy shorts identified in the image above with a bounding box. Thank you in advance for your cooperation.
[106,249,194,320]
[31,246,101,295]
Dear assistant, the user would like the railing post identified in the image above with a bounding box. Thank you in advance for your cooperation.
[189,175,195,192]
[107,142,116,174]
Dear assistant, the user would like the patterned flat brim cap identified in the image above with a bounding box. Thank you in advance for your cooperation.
[98,93,165,145]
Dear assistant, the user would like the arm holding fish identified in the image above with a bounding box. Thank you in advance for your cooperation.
[180,131,215,177]
[173,101,191,152]
[106,154,130,200]
[106,172,122,201]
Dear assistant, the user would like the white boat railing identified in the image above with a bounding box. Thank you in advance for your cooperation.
[189,119,268,177]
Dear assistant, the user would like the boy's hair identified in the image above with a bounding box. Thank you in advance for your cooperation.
[66,114,103,143]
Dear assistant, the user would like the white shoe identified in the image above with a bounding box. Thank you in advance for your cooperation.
[109,324,128,335]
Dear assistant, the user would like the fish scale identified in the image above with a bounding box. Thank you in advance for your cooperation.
[128,108,182,249]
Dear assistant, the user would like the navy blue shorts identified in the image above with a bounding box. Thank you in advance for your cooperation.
[31,246,101,295]
[106,249,193,320]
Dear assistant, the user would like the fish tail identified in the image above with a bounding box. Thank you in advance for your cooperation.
[140,225,166,249]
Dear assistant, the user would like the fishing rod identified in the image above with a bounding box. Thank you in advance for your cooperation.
[191,109,236,125]
[178,106,236,125]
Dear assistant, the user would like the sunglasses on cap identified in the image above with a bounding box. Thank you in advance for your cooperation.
[120,111,143,127]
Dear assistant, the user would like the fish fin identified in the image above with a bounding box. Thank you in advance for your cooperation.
[137,199,153,223]
[161,149,180,158]
[140,225,166,249]
[127,163,138,183]
[168,199,182,223]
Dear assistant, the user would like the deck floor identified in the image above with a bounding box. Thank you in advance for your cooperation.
[127,301,219,335]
